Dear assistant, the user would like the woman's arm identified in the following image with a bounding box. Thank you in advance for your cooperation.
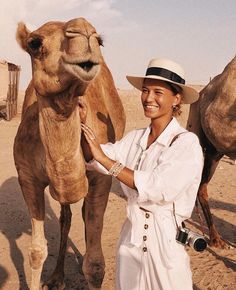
[79,97,136,188]
[81,123,136,189]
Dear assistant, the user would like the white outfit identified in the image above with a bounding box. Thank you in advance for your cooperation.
[87,118,203,290]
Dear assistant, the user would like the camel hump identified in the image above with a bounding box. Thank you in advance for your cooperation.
[201,55,236,100]
[222,55,236,73]
[195,56,236,152]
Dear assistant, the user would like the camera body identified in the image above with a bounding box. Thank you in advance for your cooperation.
[176,227,207,252]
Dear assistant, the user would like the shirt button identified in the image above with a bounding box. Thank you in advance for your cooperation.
[144,224,148,229]
[143,246,147,252]
[143,235,147,241]
[145,213,150,218]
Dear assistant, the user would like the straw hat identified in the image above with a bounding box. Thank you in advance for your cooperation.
[126,58,199,104]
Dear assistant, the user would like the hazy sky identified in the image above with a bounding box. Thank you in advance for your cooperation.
[1,0,236,89]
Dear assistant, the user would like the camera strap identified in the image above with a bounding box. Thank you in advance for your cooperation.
[170,132,205,237]
[170,131,188,231]
[173,202,182,229]
[173,202,206,238]
[169,131,188,147]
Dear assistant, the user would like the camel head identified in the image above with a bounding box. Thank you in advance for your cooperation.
[16,17,103,97]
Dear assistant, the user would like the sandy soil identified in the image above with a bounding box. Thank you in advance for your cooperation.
[0,88,235,290]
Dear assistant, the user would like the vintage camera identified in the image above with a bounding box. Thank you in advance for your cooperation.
[176,227,207,252]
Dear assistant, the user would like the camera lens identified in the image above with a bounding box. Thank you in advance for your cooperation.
[193,238,207,252]
[189,236,207,252]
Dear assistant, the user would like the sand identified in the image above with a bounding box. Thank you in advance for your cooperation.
[0,88,235,290]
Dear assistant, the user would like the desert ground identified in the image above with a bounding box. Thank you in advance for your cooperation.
[0,88,236,290]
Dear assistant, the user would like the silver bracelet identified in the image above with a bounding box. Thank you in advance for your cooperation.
[108,161,125,177]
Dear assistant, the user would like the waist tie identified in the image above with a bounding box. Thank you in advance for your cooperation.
[139,206,151,212]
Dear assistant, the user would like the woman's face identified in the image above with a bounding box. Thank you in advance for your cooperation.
[141,79,181,121]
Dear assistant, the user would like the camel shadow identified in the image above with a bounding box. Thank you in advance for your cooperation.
[187,200,236,272]
[208,199,235,243]
[209,199,236,247]
[207,247,236,271]
[188,198,236,240]
[0,176,31,289]
[0,176,88,289]
[210,198,236,213]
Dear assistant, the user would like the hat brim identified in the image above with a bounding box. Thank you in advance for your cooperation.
[126,75,199,104]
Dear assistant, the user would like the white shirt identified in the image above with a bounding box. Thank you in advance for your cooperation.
[87,117,203,268]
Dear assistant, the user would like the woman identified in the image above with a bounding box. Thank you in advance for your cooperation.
[80,58,204,290]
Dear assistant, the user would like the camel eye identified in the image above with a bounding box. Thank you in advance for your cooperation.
[28,38,42,51]
[97,36,104,47]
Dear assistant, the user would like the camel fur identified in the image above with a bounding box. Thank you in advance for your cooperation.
[14,18,125,289]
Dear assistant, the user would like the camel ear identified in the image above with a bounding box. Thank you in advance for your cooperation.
[16,22,31,51]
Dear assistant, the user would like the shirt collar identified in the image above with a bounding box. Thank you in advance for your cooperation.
[139,126,151,150]
[138,117,184,150]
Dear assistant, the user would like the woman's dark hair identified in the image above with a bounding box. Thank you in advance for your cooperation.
[165,82,182,116]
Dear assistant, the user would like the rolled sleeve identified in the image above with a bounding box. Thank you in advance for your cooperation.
[134,135,203,204]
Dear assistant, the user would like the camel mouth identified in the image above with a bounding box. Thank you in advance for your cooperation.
[63,59,100,81]
[77,61,97,72]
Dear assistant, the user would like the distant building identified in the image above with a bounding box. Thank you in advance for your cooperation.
[0,59,21,120]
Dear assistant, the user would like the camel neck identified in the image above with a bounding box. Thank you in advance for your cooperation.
[38,94,80,159]
[37,93,88,204]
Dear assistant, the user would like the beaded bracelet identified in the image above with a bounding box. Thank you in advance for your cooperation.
[108,161,125,177]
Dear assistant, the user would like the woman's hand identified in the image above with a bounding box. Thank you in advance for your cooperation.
[81,124,107,163]
[78,97,87,124]
[81,125,136,190]
[78,98,107,163]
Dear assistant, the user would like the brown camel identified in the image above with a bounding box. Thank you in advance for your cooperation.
[13,18,125,289]
[187,56,236,248]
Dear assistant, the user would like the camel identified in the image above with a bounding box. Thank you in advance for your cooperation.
[13,18,125,289]
[187,56,236,248]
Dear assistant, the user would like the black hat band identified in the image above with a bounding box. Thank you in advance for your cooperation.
[146,67,185,84]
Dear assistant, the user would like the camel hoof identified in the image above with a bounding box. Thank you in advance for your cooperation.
[209,226,230,249]
[210,237,229,249]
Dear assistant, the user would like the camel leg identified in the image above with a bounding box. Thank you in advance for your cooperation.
[19,179,48,290]
[42,204,72,290]
[30,218,48,290]
[82,172,112,290]
[198,150,225,248]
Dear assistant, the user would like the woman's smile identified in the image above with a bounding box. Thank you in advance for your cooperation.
[143,103,159,111]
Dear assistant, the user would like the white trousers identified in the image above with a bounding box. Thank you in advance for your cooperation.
[115,212,193,290]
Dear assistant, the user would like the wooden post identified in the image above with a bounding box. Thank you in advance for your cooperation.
[5,64,21,120]
[15,70,20,115]
[6,70,11,121]
[0,61,20,120]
